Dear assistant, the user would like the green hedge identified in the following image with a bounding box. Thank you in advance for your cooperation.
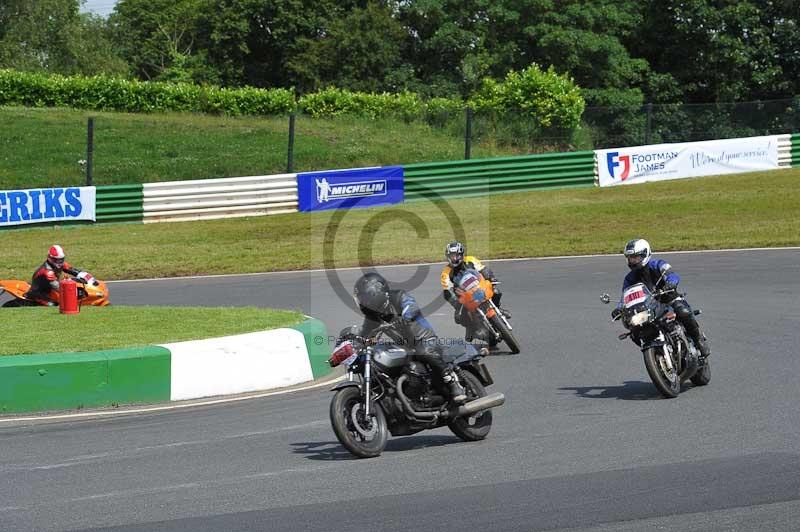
[0,70,295,115]
[0,68,585,131]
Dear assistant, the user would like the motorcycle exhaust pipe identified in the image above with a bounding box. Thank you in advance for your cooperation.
[455,392,505,417]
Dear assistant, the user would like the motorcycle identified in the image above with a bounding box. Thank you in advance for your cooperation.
[454,268,520,354]
[0,272,109,307]
[328,322,505,458]
[601,283,710,398]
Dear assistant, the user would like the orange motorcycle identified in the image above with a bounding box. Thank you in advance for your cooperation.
[0,273,110,307]
[454,268,520,354]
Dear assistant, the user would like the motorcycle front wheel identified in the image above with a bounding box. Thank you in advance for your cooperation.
[643,346,680,398]
[329,387,388,458]
[488,314,521,354]
[690,357,711,386]
[448,371,493,441]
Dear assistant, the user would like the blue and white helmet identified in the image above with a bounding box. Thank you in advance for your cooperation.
[624,239,651,270]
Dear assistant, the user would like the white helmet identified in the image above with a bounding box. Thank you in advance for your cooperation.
[624,239,651,270]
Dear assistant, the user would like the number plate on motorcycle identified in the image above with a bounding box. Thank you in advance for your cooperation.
[623,284,647,308]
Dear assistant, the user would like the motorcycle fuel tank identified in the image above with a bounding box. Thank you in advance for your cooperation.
[372,345,410,371]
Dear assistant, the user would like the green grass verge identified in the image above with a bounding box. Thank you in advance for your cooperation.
[0,306,304,355]
[1,168,798,280]
[0,106,526,189]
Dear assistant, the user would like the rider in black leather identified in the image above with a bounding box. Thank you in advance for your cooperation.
[354,272,466,403]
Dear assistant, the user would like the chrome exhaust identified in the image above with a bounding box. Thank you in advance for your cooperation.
[455,392,505,417]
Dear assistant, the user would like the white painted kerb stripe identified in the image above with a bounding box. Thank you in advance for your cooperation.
[163,328,313,401]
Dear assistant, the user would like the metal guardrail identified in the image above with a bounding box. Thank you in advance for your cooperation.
[790,133,800,167]
[56,133,800,227]
[403,151,596,201]
[141,174,298,223]
[778,134,794,167]
[95,184,144,223]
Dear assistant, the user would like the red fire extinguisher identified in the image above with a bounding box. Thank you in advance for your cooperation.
[60,278,79,314]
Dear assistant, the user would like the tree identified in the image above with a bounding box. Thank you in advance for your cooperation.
[287,1,409,93]
[110,0,210,82]
[632,0,786,103]
[0,0,127,76]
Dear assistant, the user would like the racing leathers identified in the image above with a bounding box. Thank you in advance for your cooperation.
[616,258,710,358]
[27,261,81,305]
[441,256,504,342]
[358,289,466,402]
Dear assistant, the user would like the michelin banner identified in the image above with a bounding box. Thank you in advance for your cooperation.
[297,166,404,212]
[597,136,780,187]
[0,187,96,227]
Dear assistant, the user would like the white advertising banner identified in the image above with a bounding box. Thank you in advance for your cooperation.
[596,136,780,187]
[0,186,96,226]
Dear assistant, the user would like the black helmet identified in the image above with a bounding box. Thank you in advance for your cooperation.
[445,241,465,268]
[353,273,390,314]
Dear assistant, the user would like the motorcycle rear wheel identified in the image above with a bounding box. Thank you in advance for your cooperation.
[329,387,388,458]
[489,314,521,354]
[448,371,493,441]
[643,346,680,398]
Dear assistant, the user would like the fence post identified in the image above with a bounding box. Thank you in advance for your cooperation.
[464,107,473,160]
[645,103,653,145]
[287,113,296,173]
[86,117,94,186]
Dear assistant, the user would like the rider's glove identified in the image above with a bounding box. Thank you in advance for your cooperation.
[76,271,96,285]
[611,307,622,321]
[662,281,677,292]
[391,316,410,329]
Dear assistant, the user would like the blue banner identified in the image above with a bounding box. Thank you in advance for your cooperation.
[0,187,96,227]
[298,166,404,212]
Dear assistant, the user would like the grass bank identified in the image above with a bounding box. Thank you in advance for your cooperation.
[0,306,304,355]
[0,106,524,189]
[0,168,798,280]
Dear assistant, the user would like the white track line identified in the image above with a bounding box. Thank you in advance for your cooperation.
[109,246,800,284]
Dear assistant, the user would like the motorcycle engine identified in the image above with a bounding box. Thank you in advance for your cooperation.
[402,361,430,399]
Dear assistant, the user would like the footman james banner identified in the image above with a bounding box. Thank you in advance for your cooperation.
[597,136,780,187]
[297,166,404,212]
[0,187,97,227]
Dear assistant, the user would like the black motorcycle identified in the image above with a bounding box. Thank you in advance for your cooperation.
[327,323,505,458]
[602,283,711,398]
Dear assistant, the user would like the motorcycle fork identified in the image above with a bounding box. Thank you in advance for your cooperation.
[475,307,499,341]
[363,356,373,418]
[489,300,513,329]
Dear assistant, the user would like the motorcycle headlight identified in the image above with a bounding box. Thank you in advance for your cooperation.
[629,310,651,327]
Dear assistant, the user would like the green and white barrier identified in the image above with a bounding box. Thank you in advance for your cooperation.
[0,317,329,415]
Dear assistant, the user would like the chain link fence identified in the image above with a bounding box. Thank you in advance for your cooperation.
[1,97,797,188]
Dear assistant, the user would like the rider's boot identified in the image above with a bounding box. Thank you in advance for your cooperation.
[695,333,711,359]
[443,370,466,404]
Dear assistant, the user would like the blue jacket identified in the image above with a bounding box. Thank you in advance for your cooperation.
[623,258,680,292]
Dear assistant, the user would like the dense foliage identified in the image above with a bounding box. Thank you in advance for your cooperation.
[1,0,798,146]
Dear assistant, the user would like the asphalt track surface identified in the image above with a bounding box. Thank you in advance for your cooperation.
[1,249,799,532]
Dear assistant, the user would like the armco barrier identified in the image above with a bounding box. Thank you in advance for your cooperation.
[0,317,330,415]
[141,174,298,223]
[778,134,794,167]
[791,133,800,167]
[96,184,144,223]
[403,151,596,200]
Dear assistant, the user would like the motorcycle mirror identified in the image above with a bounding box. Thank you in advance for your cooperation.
[600,293,611,304]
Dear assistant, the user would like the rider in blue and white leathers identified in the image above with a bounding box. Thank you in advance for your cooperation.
[613,239,710,358]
